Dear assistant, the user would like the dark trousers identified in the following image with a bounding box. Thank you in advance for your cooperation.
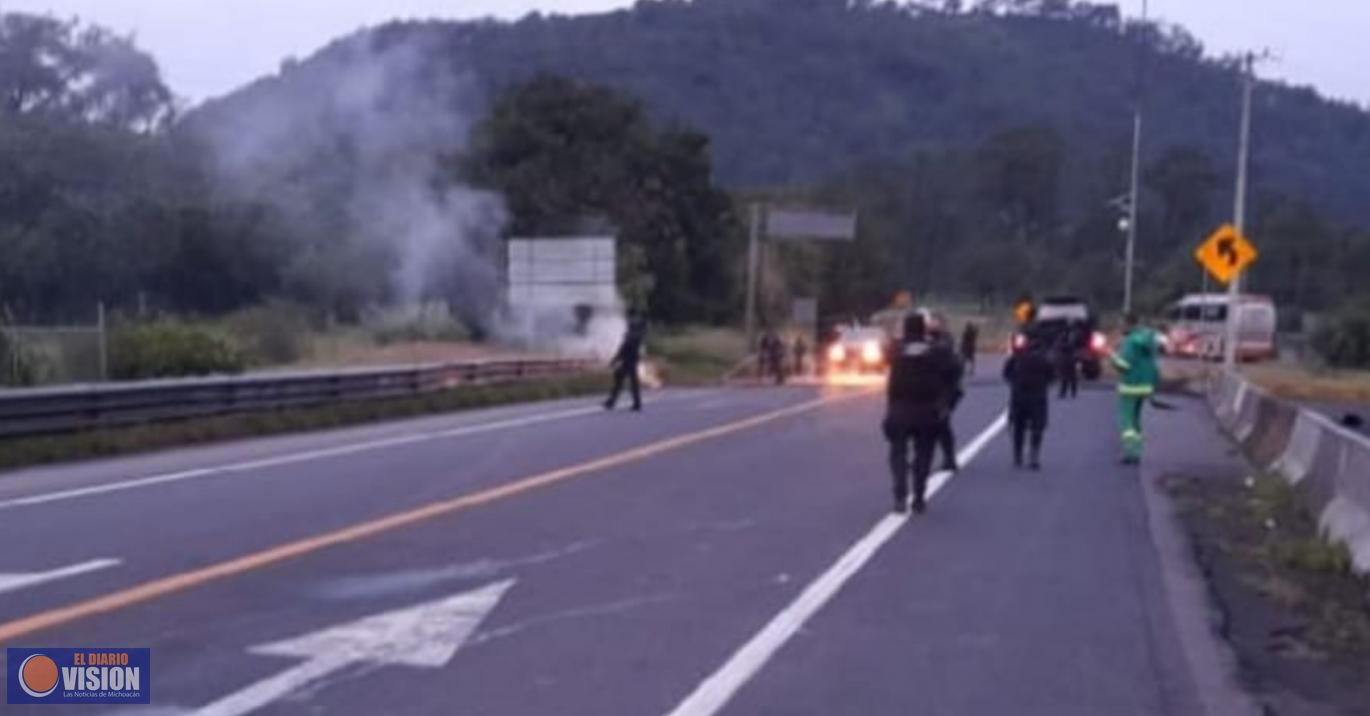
[1010,397,1049,463]
[938,391,963,467]
[884,420,939,505]
[1058,360,1079,399]
[606,364,642,409]
[937,419,956,467]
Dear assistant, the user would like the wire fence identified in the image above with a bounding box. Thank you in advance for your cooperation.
[1,305,107,387]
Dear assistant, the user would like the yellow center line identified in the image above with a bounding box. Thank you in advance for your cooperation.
[0,390,873,644]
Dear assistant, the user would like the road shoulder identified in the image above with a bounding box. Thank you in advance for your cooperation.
[1145,396,1370,715]
[1139,406,1264,716]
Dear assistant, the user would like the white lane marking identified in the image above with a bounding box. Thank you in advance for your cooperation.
[0,406,606,511]
[664,413,1009,716]
[0,558,123,596]
[194,579,515,716]
[0,390,743,512]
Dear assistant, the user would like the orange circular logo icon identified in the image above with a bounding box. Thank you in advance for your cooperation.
[19,654,59,698]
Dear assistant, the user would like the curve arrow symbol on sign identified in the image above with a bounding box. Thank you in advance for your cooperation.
[194,579,516,716]
[1217,237,1239,267]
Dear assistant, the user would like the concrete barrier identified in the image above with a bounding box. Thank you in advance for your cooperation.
[1273,411,1323,485]
[1246,395,1298,468]
[1207,371,1370,578]
[1231,384,1262,444]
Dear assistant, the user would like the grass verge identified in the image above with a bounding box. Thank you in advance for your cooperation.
[1242,363,1370,405]
[1160,358,1370,406]
[649,327,749,386]
[0,374,608,472]
[1164,471,1370,713]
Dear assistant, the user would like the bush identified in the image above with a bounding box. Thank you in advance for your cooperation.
[110,320,246,380]
[222,300,312,366]
[0,328,44,386]
[368,304,470,346]
[1310,304,1370,369]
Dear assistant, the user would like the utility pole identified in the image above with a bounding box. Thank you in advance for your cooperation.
[744,203,764,347]
[1122,0,1148,316]
[97,300,109,381]
[1224,53,1256,369]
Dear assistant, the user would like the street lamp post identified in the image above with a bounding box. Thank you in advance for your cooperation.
[1122,0,1149,316]
[1224,53,1256,369]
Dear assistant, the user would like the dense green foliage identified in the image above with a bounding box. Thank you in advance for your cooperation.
[0,13,289,323]
[4,0,1370,366]
[0,328,40,385]
[464,74,740,322]
[203,0,1370,316]
[109,320,245,380]
[1311,305,1370,370]
[220,300,312,365]
[359,0,1370,225]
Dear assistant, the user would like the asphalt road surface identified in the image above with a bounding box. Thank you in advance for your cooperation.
[1,379,1257,715]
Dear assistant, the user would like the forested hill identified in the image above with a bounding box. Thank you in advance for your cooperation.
[197,0,1370,226]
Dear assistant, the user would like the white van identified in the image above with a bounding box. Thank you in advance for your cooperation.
[1164,293,1277,362]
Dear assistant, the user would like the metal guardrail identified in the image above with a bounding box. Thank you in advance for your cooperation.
[0,358,595,439]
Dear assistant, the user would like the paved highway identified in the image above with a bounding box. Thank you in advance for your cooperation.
[1,379,1257,715]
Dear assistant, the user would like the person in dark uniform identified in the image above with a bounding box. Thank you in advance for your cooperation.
[1056,324,1081,400]
[604,318,646,411]
[767,332,787,385]
[929,319,965,472]
[883,313,962,515]
[792,336,808,377]
[960,323,979,377]
[756,332,773,379]
[1003,329,1055,469]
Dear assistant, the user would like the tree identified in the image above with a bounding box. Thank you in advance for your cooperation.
[975,125,1065,247]
[1144,146,1220,248]
[0,13,174,131]
[466,75,741,323]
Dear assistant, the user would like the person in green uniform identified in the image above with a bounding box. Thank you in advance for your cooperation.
[1111,313,1162,465]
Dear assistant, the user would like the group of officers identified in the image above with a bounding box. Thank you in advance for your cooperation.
[882,308,1162,515]
[602,304,1163,516]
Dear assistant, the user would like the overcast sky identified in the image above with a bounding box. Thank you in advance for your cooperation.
[3,0,1366,107]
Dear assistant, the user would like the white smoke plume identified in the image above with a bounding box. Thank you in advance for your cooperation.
[194,30,506,329]
[191,29,634,359]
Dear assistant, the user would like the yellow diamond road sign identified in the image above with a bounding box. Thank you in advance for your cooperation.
[1196,224,1258,285]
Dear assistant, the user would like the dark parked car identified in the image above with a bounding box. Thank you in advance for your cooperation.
[1012,296,1107,380]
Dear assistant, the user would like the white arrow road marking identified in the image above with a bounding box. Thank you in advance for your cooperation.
[193,579,515,716]
[0,559,122,596]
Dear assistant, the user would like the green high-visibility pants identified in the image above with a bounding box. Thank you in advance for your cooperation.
[1117,387,1151,461]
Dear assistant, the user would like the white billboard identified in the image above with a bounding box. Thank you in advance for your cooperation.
[766,208,858,241]
[505,237,623,358]
[506,237,618,309]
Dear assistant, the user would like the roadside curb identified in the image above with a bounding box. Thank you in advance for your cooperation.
[1206,370,1370,578]
[1138,459,1265,716]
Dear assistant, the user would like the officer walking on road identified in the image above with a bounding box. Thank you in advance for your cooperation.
[960,322,979,377]
[883,312,962,515]
[1056,325,1081,400]
[604,316,646,412]
[1004,328,1055,470]
[757,330,786,384]
[930,318,965,472]
[792,335,809,377]
[1112,313,1162,465]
